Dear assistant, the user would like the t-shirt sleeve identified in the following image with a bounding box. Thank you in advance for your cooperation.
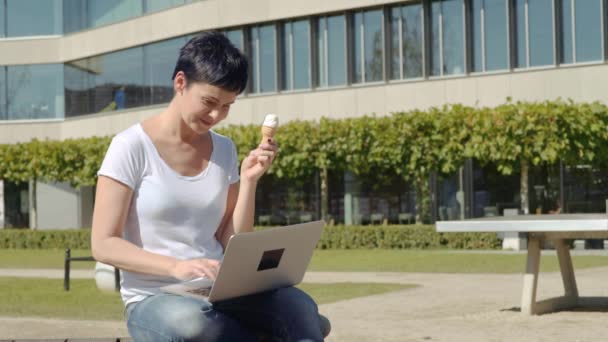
[97,136,143,189]
[228,141,240,185]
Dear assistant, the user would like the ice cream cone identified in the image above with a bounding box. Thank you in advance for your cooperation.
[260,114,278,144]
[261,126,277,144]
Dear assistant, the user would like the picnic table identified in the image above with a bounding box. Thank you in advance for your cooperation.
[436,213,608,315]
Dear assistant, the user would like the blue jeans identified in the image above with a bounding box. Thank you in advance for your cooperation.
[126,286,324,342]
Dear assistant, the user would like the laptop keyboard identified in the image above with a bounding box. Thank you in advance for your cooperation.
[187,286,212,297]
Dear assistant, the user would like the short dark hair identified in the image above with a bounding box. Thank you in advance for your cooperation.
[172,31,248,94]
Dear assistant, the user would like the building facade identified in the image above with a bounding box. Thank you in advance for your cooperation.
[0,0,606,229]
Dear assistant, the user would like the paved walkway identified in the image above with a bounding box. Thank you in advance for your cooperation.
[3,268,608,341]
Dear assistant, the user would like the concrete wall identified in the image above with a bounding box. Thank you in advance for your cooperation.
[36,181,80,229]
[0,63,606,143]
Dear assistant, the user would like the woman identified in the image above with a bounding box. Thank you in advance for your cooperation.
[91,31,324,341]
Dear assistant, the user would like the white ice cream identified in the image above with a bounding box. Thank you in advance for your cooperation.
[262,114,279,128]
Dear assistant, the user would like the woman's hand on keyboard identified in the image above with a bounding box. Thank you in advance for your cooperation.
[170,258,221,281]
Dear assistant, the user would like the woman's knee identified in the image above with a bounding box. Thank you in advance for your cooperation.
[127,294,255,341]
[275,287,319,314]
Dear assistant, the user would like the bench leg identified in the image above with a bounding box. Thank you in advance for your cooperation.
[555,239,578,298]
[521,237,541,315]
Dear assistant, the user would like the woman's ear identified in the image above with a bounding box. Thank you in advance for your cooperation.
[174,71,187,94]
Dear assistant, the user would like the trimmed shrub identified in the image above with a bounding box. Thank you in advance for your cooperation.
[0,225,501,250]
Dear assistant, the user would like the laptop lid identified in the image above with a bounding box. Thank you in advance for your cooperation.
[207,220,324,302]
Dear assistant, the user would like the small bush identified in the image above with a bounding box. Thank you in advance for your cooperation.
[0,225,501,250]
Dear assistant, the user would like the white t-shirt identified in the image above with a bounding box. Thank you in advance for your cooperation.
[97,123,240,306]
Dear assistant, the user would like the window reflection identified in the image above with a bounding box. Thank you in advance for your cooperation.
[327,16,346,86]
[144,37,185,105]
[364,10,384,82]
[65,47,144,117]
[281,20,311,90]
[0,67,6,120]
[431,0,465,76]
[560,0,574,64]
[250,24,277,93]
[390,3,424,79]
[528,0,554,66]
[484,0,508,71]
[0,1,5,38]
[514,0,527,68]
[225,29,244,51]
[7,64,64,120]
[88,0,142,29]
[574,0,602,62]
[6,0,62,37]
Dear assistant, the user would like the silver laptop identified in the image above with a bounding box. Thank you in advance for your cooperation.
[160,220,324,302]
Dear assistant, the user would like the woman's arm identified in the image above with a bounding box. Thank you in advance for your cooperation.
[216,141,277,249]
[92,176,220,280]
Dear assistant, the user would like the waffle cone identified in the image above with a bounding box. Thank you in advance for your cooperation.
[260,126,277,143]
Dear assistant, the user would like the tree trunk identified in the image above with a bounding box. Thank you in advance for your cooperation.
[30,178,37,230]
[320,167,329,223]
[0,179,4,229]
[415,175,431,224]
[520,161,529,215]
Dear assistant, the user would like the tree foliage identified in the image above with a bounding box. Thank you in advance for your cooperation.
[0,100,606,218]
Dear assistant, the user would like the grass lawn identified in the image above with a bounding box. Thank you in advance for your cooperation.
[0,278,414,320]
[308,249,608,273]
[1,249,607,274]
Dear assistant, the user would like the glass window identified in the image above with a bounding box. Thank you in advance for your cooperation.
[528,0,554,67]
[560,0,574,64]
[7,64,64,120]
[574,0,602,62]
[88,0,142,28]
[292,20,311,89]
[94,48,145,112]
[282,23,292,90]
[472,162,520,218]
[225,29,244,51]
[281,20,311,91]
[442,0,465,75]
[472,0,509,72]
[327,16,347,86]
[0,1,5,38]
[364,10,384,82]
[64,61,94,117]
[471,0,483,72]
[514,0,527,67]
[316,15,346,87]
[353,13,363,83]
[145,37,185,106]
[63,0,88,34]
[66,47,145,116]
[6,0,62,37]
[391,5,421,79]
[145,0,184,13]
[316,19,327,87]
[353,9,384,83]
[0,67,6,120]
[431,0,465,76]
[431,0,442,75]
[250,24,277,93]
[484,0,508,71]
[390,8,401,79]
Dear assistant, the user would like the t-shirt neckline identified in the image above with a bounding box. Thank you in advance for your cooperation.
[136,123,215,181]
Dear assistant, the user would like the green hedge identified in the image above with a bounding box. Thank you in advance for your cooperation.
[0,229,91,249]
[0,225,501,250]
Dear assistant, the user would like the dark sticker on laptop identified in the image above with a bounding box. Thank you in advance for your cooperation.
[257,248,285,271]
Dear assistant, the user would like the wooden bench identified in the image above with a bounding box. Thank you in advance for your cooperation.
[437,213,608,315]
